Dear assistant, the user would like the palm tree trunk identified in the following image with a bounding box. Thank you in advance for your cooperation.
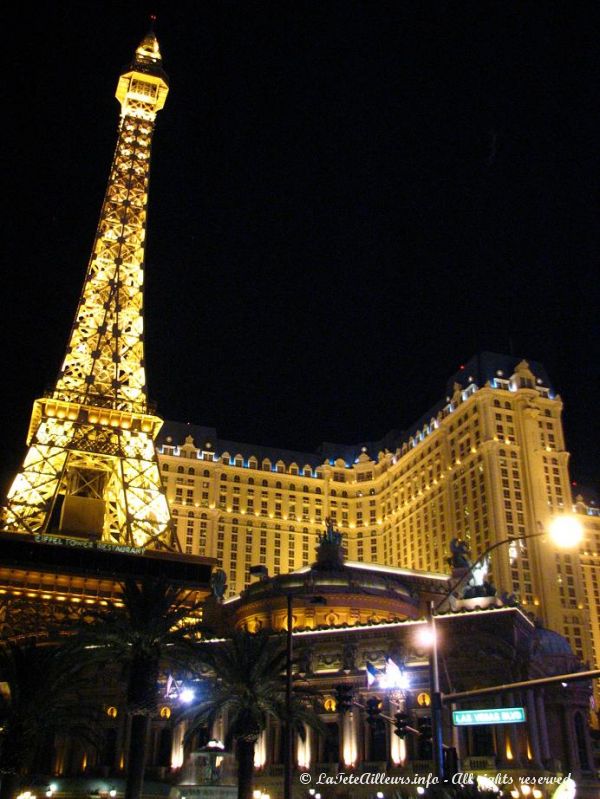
[0,772,20,799]
[125,714,151,799]
[236,738,256,799]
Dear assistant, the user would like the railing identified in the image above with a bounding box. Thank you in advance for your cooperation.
[268,764,284,777]
[462,756,497,770]
[314,763,339,775]
[410,759,434,773]
[360,761,385,773]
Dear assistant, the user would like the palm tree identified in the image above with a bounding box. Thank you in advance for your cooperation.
[0,640,102,799]
[74,577,204,799]
[179,630,324,799]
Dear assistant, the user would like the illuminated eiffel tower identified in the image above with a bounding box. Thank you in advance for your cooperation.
[2,30,178,550]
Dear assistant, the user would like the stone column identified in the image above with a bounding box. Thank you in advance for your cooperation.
[536,690,551,764]
[450,704,462,761]
[342,710,358,767]
[171,720,187,770]
[563,708,579,774]
[526,690,543,768]
[505,692,522,766]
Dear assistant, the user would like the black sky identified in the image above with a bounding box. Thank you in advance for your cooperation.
[2,1,599,495]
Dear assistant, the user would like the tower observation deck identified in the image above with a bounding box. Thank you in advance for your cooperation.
[2,31,177,550]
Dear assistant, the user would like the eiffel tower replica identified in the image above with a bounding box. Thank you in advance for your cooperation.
[2,30,178,551]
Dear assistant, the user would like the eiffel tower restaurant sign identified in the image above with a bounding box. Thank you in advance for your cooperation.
[34,533,145,556]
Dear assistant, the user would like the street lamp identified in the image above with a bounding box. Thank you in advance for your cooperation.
[249,566,325,799]
[426,515,583,781]
[437,515,583,613]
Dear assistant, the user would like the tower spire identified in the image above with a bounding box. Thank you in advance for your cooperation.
[2,33,177,550]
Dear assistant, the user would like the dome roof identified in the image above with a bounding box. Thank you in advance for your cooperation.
[534,627,574,656]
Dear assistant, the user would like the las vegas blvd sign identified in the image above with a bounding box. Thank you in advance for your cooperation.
[452,707,526,726]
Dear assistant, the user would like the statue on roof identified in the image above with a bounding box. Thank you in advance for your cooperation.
[320,517,343,547]
[313,518,345,571]
[462,554,497,599]
[448,538,471,570]
[209,568,228,602]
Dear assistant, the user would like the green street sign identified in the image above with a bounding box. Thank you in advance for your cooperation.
[453,707,526,726]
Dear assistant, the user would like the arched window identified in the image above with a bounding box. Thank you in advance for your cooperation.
[248,477,255,485]
[315,488,322,495]
[331,489,337,497]
[157,728,172,767]
[102,728,118,768]
[188,467,195,475]
[322,722,339,763]
[276,481,282,489]
[203,469,210,477]
[177,466,184,474]
[162,464,169,472]
[220,474,227,481]
[262,480,268,487]
[234,475,241,483]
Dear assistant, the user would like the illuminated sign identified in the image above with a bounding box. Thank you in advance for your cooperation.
[34,533,145,556]
[453,707,526,726]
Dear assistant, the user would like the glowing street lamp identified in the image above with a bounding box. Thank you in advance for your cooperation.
[548,515,583,548]
[439,515,584,614]
[427,514,583,782]
[179,687,195,704]
[415,624,436,650]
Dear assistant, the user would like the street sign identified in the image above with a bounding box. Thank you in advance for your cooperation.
[452,707,526,726]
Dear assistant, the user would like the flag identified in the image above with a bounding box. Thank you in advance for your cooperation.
[385,656,409,690]
[366,661,381,687]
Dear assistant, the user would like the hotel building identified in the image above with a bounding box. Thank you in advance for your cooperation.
[156,352,599,689]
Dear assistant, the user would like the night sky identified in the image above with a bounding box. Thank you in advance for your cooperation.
[2,1,599,496]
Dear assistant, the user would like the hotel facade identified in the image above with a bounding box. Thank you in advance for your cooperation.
[156,352,600,697]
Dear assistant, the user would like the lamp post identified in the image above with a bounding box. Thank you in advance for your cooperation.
[284,593,326,799]
[285,593,293,799]
[425,515,583,781]
[249,565,325,799]
[429,603,443,781]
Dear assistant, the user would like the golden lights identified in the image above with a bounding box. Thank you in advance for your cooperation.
[2,34,174,551]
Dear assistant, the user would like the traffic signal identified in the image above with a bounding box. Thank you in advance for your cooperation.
[417,716,433,759]
[394,711,410,738]
[366,696,383,726]
[418,716,432,742]
[334,683,354,713]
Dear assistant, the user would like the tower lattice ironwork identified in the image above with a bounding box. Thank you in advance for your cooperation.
[3,31,178,550]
